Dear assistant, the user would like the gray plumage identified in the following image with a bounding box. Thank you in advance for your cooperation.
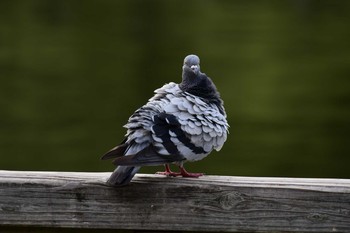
[102,54,229,186]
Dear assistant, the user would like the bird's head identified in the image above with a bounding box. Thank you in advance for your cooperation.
[183,54,200,75]
[180,54,224,113]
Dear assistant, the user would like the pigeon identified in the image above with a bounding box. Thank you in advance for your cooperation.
[101,54,229,186]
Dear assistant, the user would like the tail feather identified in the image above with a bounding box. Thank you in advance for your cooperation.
[107,166,140,186]
[101,142,128,160]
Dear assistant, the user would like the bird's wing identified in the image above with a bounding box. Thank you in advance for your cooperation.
[112,112,187,166]
[112,144,184,166]
[163,93,229,157]
[192,107,229,152]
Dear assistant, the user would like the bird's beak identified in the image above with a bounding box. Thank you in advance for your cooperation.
[191,65,198,71]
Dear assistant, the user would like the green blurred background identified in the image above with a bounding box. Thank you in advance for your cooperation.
[1,0,350,179]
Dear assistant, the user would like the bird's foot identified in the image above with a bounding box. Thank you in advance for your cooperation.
[156,164,204,178]
[180,167,204,178]
[156,164,182,177]
[156,171,182,177]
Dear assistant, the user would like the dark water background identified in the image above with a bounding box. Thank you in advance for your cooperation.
[1,0,350,179]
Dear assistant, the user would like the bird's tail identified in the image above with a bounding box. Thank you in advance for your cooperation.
[107,166,140,186]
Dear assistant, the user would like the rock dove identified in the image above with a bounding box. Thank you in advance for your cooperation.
[101,54,229,186]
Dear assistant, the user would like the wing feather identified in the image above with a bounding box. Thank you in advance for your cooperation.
[113,145,184,166]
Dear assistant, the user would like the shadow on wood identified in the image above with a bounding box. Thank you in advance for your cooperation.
[0,170,349,232]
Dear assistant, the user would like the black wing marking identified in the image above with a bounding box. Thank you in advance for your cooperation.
[170,127,206,154]
[151,112,181,155]
[156,112,206,155]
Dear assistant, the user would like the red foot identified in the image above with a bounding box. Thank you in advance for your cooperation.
[156,164,181,177]
[156,165,204,178]
[156,171,181,177]
[180,167,204,178]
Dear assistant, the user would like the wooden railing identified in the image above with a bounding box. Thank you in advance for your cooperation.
[0,170,349,232]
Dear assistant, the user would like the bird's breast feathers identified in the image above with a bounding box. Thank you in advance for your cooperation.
[124,82,228,162]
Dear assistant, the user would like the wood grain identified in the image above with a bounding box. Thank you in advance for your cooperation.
[0,170,349,232]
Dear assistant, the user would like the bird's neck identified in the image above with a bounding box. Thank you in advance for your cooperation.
[179,72,225,115]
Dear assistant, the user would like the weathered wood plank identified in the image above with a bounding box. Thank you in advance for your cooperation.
[0,170,349,232]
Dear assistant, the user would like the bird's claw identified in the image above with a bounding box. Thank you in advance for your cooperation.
[156,166,204,178]
[156,171,182,177]
[180,172,204,178]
